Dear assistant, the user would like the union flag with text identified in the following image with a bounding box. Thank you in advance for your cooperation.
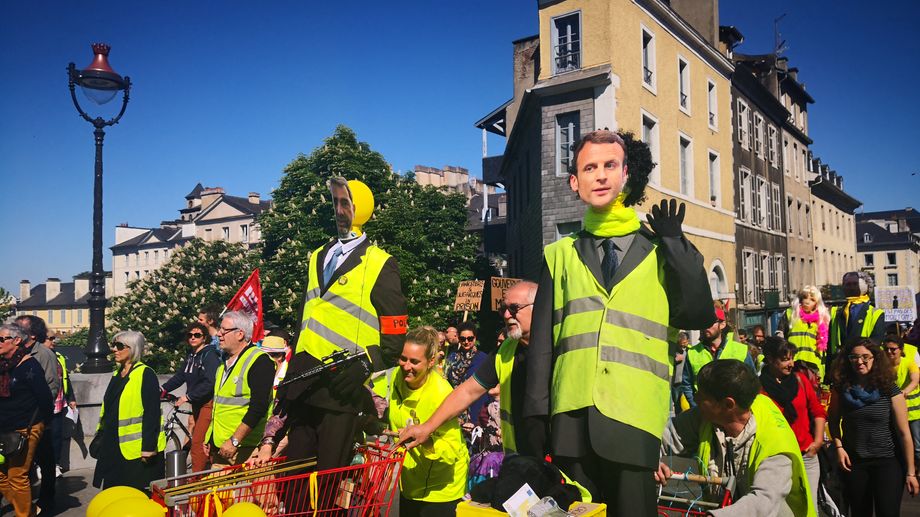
[226,268,264,342]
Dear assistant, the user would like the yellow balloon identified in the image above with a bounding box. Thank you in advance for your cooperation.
[98,497,166,517]
[223,501,268,517]
[347,179,375,231]
[87,486,147,517]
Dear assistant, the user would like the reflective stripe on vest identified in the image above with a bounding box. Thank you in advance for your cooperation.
[698,395,816,517]
[98,362,166,459]
[896,344,920,421]
[495,337,519,454]
[296,244,390,360]
[785,308,822,370]
[546,235,673,438]
[687,340,749,389]
[207,346,270,448]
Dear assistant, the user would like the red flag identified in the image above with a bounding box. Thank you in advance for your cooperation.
[225,269,264,342]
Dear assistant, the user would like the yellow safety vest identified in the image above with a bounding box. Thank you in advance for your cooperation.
[207,346,270,448]
[828,305,883,355]
[698,395,816,517]
[55,351,70,398]
[296,244,390,361]
[896,343,920,421]
[98,362,166,460]
[371,367,398,401]
[785,308,824,377]
[389,370,468,502]
[687,339,749,389]
[546,235,673,438]
[494,337,518,454]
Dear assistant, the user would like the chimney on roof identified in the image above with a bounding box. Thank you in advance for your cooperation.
[46,278,61,301]
[248,192,260,204]
[788,67,799,81]
[19,280,30,301]
[200,187,224,209]
[74,275,89,300]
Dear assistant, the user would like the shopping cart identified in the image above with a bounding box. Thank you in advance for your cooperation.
[151,442,405,517]
[657,471,733,517]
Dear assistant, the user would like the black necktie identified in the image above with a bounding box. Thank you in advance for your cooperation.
[602,239,618,288]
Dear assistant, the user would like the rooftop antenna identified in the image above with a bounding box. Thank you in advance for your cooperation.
[773,14,789,56]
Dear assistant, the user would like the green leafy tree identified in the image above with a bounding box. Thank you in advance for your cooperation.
[109,239,255,372]
[259,125,481,331]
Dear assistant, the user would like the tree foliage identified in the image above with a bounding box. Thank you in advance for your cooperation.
[109,239,254,372]
[259,125,481,331]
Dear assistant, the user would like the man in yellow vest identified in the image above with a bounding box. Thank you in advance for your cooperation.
[679,305,756,408]
[523,130,716,514]
[399,280,542,456]
[887,335,920,477]
[272,177,407,472]
[205,311,275,466]
[657,359,816,516]
[826,272,885,378]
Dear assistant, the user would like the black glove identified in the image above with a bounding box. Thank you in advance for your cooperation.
[329,356,371,401]
[646,198,686,238]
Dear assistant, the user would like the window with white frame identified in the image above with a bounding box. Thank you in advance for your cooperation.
[768,125,777,165]
[753,113,764,156]
[864,253,874,267]
[888,273,898,286]
[678,57,690,112]
[60,309,66,323]
[753,251,763,304]
[797,200,803,236]
[77,310,83,324]
[771,183,782,230]
[768,254,778,289]
[743,249,755,303]
[805,205,812,239]
[144,251,149,264]
[739,168,752,222]
[708,152,720,207]
[761,252,771,294]
[753,176,767,227]
[775,254,786,298]
[783,137,790,175]
[154,250,159,264]
[124,272,129,283]
[552,12,581,74]
[737,100,750,149]
[641,111,660,184]
[241,224,250,243]
[793,142,800,180]
[641,27,655,89]
[679,135,693,195]
[222,226,230,240]
[887,252,896,266]
[801,149,808,180]
[707,80,717,128]
[556,112,580,176]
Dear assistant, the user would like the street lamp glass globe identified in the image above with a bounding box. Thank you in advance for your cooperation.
[77,43,126,105]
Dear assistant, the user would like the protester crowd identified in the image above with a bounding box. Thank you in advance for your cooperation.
[4,132,920,517]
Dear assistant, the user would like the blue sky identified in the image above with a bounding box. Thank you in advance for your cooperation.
[2,0,918,295]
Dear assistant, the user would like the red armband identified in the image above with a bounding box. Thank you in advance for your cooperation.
[380,315,408,335]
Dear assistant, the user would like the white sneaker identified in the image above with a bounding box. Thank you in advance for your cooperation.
[55,465,64,478]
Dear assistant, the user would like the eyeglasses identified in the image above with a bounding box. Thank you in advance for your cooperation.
[187,332,205,339]
[884,347,901,354]
[218,327,239,336]
[0,336,16,343]
[499,303,534,317]
[847,354,874,364]
[112,342,128,351]
[459,336,476,343]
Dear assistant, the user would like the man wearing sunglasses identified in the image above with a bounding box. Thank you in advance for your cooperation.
[400,281,546,457]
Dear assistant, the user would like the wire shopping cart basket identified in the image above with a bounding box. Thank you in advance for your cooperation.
[151,442,405,517]
[657,471,733,517]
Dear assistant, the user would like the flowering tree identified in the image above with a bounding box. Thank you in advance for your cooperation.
[109,239,255,372]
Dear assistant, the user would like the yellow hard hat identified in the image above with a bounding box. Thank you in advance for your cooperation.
[347,180,375,232]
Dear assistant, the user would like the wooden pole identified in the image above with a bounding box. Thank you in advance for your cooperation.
[463,311,469,322]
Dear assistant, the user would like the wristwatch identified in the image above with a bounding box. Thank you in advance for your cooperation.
[230,436,240,448]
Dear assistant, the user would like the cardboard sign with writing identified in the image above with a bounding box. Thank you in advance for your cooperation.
[874,286,917,322]
[491,277,523,311]
[454,280,485,312]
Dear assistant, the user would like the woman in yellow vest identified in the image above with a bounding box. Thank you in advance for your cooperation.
[780,286,830,385]
[884,335,920,476]
[92,331,166,492]
[389,326,468,516]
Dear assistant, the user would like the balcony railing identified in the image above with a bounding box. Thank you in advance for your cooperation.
[554,38,581,73]
[709,112,716,126]
[643,66,653,85]
[680,92,688,109]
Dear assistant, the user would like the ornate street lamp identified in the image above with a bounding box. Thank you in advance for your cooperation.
[68,43,131,373]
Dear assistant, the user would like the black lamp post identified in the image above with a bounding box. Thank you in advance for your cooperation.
[68,43,131,373]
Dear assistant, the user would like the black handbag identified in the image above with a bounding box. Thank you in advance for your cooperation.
[89,431,104,459]
[0,407,39,458]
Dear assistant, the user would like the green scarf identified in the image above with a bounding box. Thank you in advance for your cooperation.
[583,193,640,237]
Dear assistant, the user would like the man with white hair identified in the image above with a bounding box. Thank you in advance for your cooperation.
[400,280,545,456]
[205,311,275,466]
